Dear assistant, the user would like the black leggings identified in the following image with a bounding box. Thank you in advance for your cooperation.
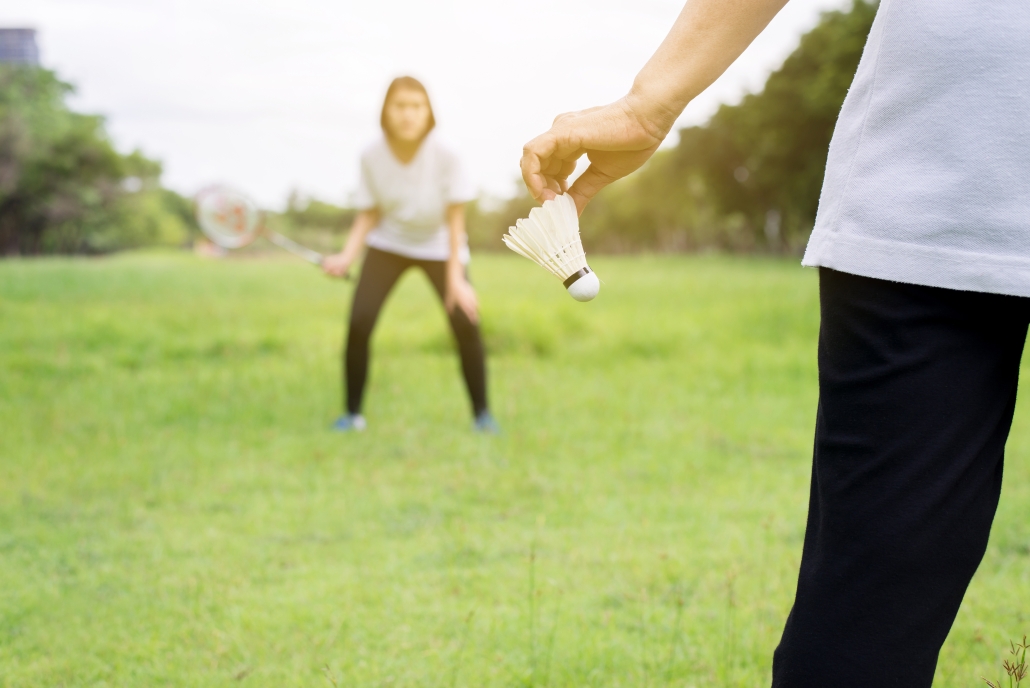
[344,247,488,417]
[772,268,1030,686]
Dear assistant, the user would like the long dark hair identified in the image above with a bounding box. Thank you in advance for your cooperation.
[380,76,436,140]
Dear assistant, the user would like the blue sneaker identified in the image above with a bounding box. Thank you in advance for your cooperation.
[332,414,366,432]
[473,411,500,434]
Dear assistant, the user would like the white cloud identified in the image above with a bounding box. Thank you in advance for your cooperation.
[2,0,850,207]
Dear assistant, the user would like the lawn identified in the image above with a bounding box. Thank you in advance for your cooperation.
[1,252,1028,687]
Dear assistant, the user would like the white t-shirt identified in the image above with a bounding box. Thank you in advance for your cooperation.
[802,0,1030,297]
[353,133,475,263]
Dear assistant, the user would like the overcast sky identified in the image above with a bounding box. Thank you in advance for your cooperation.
[3,0,849,208]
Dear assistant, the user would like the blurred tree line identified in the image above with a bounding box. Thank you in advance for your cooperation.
[260,190,358,255]
[0,65,195,255]
[468,0,877,254]
[1,0,874,257]
[280,190,357,232]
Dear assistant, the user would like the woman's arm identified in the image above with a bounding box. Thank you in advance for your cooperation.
[521,0,789,212]
[444,203,479,324]
[322,209,380,278]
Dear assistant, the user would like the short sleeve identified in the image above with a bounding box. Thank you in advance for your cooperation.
[352,155,377,210]
[443,150,476,205]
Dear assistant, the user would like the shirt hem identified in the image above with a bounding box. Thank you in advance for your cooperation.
[802,230,1030,297]
[365,236,470,264]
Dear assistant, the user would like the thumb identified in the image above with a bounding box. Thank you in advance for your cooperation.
[567,164,618,215]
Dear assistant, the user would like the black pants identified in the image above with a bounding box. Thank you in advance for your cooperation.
[771,268,1030,686]
[344,247,488,417]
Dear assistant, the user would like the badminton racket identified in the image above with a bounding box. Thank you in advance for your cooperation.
[195,185,327,266]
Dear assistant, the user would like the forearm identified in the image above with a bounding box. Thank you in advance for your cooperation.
[629,0,789,136]
[339,210,378,261]
[443,203,478,321]
[446,204,465,280]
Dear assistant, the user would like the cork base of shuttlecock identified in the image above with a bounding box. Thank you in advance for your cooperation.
[563,268,600,302]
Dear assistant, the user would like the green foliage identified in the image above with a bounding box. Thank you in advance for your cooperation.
[0,65,121,254]
[0,65,193,255]
[86,152,195,252]
[2,253,1029,685]
[581,0,878,253]
[281,190,357,233]
[466,191,537,251]
[257,191,358,256]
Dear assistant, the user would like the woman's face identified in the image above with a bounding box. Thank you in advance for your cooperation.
[384,88,431,143]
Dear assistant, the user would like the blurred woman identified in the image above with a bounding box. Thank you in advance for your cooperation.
[322,76,496,433]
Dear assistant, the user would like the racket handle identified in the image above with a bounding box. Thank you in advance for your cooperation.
[265,231,324,266]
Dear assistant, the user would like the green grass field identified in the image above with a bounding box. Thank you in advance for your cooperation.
[1,252,1028,687]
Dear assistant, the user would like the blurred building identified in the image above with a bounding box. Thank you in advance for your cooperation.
[0,28,40,65]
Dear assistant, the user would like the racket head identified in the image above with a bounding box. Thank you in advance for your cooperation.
[195,185,262,249]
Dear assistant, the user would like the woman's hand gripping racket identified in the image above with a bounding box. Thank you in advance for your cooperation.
[195,185,332,268]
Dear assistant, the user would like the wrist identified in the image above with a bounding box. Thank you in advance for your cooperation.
[625,82,683,141]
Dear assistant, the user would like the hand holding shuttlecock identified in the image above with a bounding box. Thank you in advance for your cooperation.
[502,194,600,302]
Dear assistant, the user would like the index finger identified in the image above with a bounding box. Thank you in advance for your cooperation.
[521,131,585,201]
[520,135,556,201]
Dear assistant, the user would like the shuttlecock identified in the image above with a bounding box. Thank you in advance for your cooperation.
[502,194,600,302]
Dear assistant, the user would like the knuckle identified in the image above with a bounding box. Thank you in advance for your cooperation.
[552,111,573,125]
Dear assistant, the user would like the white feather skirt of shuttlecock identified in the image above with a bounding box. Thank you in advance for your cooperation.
[502,194,599,301]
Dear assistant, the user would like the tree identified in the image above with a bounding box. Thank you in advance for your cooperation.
[0,65,192,255]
